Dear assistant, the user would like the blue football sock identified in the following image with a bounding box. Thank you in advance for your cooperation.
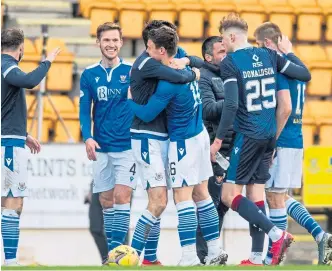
[196,198,219,242]
[131,210,156,256]
[286,197,325,243]
[1,209,20,261]
[144,217,161,262]
[176,201,197,248]
[265,208,288,265]
[103,207,114,251]
[110,203,130,251]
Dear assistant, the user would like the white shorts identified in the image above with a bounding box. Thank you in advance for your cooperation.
[131,138,170,190]
[168,129,213,188]
[1,146,29,197]
[265,147,303,192]
[92,149,137,193]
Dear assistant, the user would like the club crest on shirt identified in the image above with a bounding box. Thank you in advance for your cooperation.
[18,182,27,191]
[155,172,164,182]
[119,75,127,83]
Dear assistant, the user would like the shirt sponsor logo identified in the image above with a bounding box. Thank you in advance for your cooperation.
[252,54,263,68]
[97,86,121,101]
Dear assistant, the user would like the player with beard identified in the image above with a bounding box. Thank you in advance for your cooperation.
[79,23,137,264]
[1,28,60,266]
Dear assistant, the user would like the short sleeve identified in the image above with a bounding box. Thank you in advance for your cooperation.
[276,73,289,91]
[219,56,238,84]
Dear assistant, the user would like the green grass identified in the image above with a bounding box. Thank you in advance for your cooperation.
[2,265,332,271]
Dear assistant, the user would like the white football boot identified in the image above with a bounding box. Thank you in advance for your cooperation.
[178,255,202,266]
[205,248,228,265]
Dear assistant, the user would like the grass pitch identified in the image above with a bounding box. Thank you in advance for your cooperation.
[1,265,332,271]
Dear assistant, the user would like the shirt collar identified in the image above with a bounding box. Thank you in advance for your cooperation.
[99,57,122,68]
[1,54,19,64]
[234,43,253,52]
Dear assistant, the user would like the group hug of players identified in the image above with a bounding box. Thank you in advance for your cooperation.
[1,12,332,267]
[79,14,332,266]
[78,13,332,266]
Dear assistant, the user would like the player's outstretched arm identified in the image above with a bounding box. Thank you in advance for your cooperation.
[199,75,223,121]
[3,47,60,89]
[139,56,197,84]
[128,81,174,122]
[276,74,292,140]
[3,61,51,89]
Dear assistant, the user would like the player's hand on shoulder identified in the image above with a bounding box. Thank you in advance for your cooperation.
[85,138,100,161]
[26,135,41,154]
[45,47,61,63]
[278,35,292,55]
[192,67,200,81]
[169,57,189,70]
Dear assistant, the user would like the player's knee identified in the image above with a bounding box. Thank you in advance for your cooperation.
[148,189,167,217]
[192,182,209,203]
[2,197,23,216]
[99,198,113,209]
[99,190,114,209]
[266,192,285,209]
[149,200,167,217]
[99,194,113,209]
[246,184,265,202]
[114,187,132,204]
[220,193,232,208]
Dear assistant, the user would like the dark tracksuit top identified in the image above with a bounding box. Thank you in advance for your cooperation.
[1,54,51,148]
[130,47,204,140]
[200,61,235,161]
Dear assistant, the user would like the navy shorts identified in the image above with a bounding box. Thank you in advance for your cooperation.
[225,133,276,185]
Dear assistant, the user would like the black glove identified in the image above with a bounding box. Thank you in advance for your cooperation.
[212,162,225,178]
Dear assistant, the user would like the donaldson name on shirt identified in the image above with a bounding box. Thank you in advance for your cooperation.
[243,67,275,79]
[97,86,122,101]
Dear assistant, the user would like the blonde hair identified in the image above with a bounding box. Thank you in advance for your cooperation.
[219,13,248,34]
